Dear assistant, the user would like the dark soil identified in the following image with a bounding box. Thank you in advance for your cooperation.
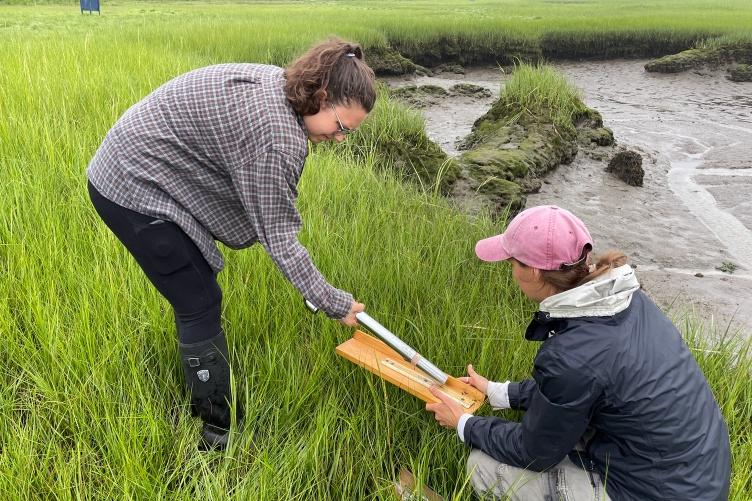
[606,149,644,187]
[394,35,541,69]
[541,31,704,60]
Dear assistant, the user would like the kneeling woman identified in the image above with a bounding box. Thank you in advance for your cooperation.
[426,205,730,500]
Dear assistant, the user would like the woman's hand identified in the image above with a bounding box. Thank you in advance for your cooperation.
[425,386,467,429]
[338,301,365,327]
[457,364,489,395]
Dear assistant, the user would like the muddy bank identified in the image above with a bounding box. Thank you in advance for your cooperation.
[539,31,706,61]
[385,61,752,336]
[541,62,752,336]
[644,41,752,79]
[366,33,716,77]
[728,64,752,82]
[392,36,540,70]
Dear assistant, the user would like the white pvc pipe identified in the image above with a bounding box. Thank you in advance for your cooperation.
[355,312,449,385]
[305,299,449,384]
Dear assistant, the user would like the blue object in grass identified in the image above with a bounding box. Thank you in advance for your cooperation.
[80,0,100,15]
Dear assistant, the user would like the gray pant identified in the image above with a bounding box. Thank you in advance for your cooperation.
[467,449,611,501]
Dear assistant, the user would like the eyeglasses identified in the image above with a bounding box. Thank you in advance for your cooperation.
[330,103,356,136]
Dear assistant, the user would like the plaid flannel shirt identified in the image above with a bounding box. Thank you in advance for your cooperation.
[87,64,352,319]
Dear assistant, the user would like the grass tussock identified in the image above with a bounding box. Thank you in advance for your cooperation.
[345,89,460,195]
[487,64,588,136]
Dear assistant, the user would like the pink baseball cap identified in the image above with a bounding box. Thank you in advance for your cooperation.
[475,205,593,270]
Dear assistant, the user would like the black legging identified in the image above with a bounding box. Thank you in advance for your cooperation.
[88,181,222,344]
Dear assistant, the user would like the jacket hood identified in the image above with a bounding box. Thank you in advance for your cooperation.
[539,264,640,318]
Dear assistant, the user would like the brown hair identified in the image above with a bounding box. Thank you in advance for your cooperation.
[542,249,628,292]
[284,38,377,116]
[516,249,629,293]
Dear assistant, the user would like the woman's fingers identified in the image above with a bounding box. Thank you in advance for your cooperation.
[340,313,357,327]
[338,301,364,327]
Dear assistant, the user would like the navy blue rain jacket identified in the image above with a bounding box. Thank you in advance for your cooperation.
[463,266,731,500]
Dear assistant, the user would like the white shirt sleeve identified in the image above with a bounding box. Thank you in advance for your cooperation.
[457,381,512,442]
[487,380,511,409]
[457,413,473,442]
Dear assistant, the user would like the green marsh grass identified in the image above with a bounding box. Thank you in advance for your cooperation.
[697,32,752,50]
[484,63,588,136]
[2,1,752,64]
[1,1,750,499]
[346,88,460,194]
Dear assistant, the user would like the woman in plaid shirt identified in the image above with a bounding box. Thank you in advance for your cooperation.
[87,39,376,450]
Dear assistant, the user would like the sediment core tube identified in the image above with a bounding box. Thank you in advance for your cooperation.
[355,312,449,384]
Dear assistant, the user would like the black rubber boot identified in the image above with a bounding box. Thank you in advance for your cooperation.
[179,331,243,451]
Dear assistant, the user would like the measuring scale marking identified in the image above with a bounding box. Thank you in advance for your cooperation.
[381,358,474,409]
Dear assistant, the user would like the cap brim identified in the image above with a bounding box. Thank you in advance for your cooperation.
[475,235,511,262]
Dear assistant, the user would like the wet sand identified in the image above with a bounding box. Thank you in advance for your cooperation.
[385,61,752,337]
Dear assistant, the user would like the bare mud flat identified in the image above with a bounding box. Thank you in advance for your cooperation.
[385,61,752,337]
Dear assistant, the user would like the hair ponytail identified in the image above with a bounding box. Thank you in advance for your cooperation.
[284,38,376,116]
[538,249,628,292]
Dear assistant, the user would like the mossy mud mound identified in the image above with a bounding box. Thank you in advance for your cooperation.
[606,150,644,187]
[391,84,449,107]
[451,105,614,213]
[366,45,424,76]
[645,41,752,74]
[727,63,752,82]
[432,63,466,75]
[391,83,492,108]
[450,83,493,98]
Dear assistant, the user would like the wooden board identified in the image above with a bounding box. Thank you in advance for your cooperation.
[393,469,444,501]
[336,330,485,413]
